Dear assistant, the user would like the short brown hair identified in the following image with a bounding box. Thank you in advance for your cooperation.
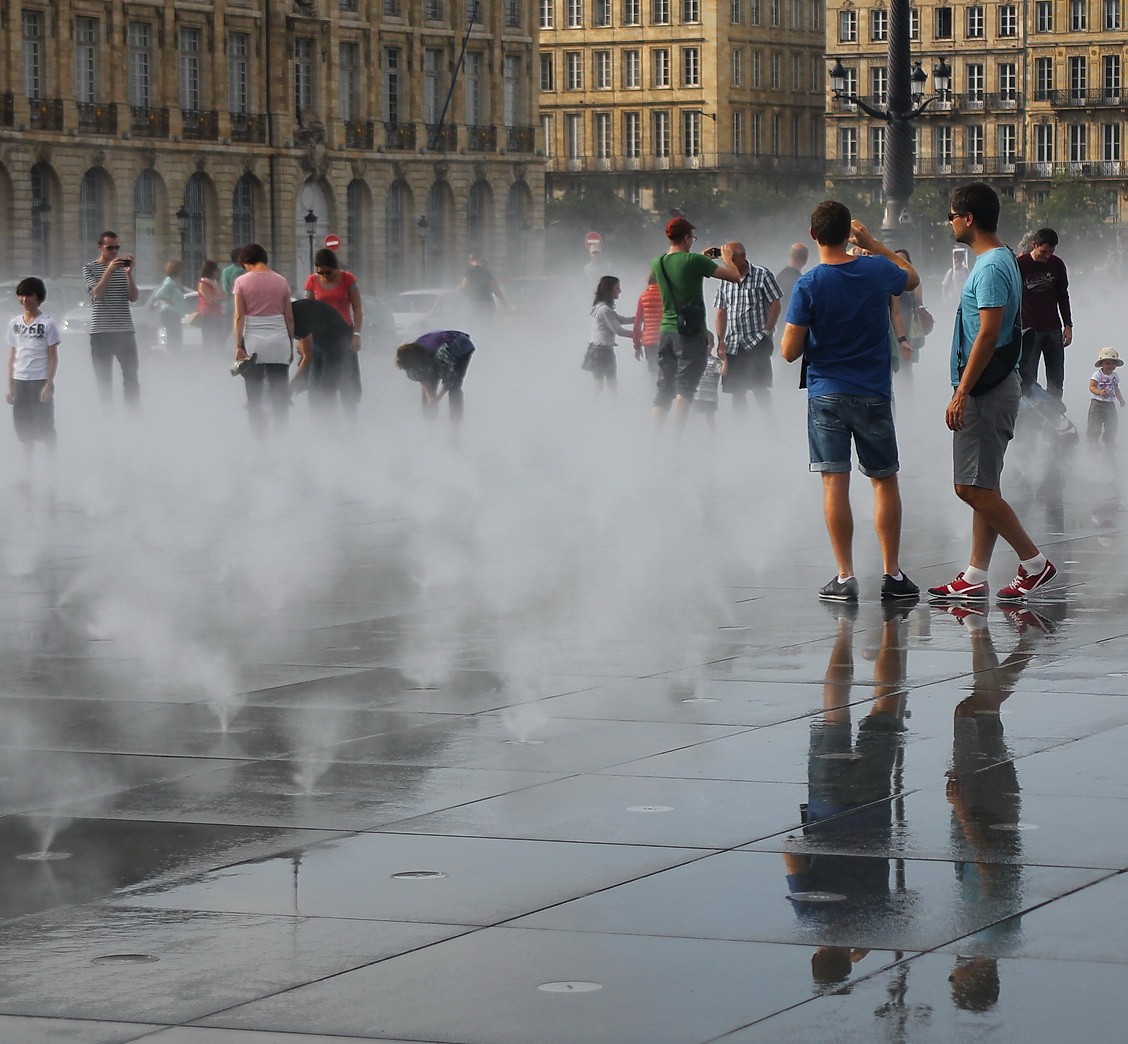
[665,216,695,241]
[810,201,851,247]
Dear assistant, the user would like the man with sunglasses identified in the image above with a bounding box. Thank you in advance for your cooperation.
[82,231,140,405]
[930,184,1056,603]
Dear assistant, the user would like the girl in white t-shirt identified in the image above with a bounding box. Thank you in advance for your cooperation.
[6,276,59,459]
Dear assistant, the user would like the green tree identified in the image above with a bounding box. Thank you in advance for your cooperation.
[1027,173,1113,252]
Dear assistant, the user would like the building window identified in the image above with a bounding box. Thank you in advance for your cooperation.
[566,0,582,27]
[999,4,1017,35]
[732,109,744,153]
[770,0,781,26]
[22,10,43,101]
[839,126,857,167]
[839,10,857,42]
[871,124,885,168]
[683,109,701,156]
[652,0,670,24]
[128,22,151,108]
[541,114,553,157]
[340,41,360,122]
[732,49,743,87]
[503,55,521,127]
[594,50,612,89]
[811,55,821,92]
[1071,0,1088,30]
[909,8,919,37]
[791,112,801,155]
[1103,122,1120,162]
[752,51,762,88]
[540,0,553,28]
[871,9,887,41]
[229,33,250,114]
[1105,0,1121,29]
[752,111,762,153]
[464,52,483,125]
[935,125,952,166]
[294,38,314,114]
[1070,124,1088,163]
[1035,57,1053,99]
[1035,1,1053,31]
[791,53,802,91]
[998,123,1017,164]
[810,0,821,30]
[1035,123,1055,162]
[967,63,984,102]
[565,112,582,158]
[683,0,700,22]
[565,51,582,90]
[424,48,443,123]
[999,62,1017,101]
[682,48,700,87]
[624,0,641,24]
[653,48,670,88]
[750,0,762,24]
[653,109,670,156]
[594,0,612,26]
[624,49,641,87]
[769,52,781,89]
[1103,55,1121,98]
[384,47,402,122]
[425,0,445,17]
[624,110,641,157]
[233,175,256,248]
[967,124,984,165]
[966,6,984,37]
[790,0,801,29]
[594,112,611,159]
[871,66,887,105]
[731,0,744,21]
[1069,56,1087,99]
[179,28,202,112]
[540,53,554,91]
[75,17,98,104]
[935,7,953,38]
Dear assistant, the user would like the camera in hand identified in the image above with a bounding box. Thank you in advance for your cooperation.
[704,246,721,259]
[120,257,132,268]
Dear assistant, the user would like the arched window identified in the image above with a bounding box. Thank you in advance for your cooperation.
[346,179,368,282]
[425,181,452,283]
[467,180,492,258]
[79,170,103,257]
[30,164,52,274]
[505,181,532,274]
[232,175,255,251]
[183,172,207,278]
[386,180,410,291]
[134,168,158,217]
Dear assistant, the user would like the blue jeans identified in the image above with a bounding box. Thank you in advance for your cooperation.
[807,394,899,478]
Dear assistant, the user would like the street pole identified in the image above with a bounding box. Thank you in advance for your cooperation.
[883,0,915,245]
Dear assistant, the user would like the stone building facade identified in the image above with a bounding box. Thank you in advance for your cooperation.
[826,0,1128,223]
[538,0,826,209]
[0,0,544,293]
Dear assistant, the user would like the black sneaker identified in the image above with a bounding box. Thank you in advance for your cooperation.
[819,576,859,602]
[881,573,920,601]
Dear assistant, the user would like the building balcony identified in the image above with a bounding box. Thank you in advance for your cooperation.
[832,156,1021,177]
[345,119,375,149]
[1,92,12,128]
[131,106,170,138]
[1017,159,1125,178]
[182,109,218,141]
[384,121,416,150]
[552,153,824,176]
[29,98,64,131]
[985,91,1022,109]
[424,123,457,151]
[506,125,536,153]
[466,124,497,153]
[77,101,117,134]
[230,112,267,143]
[1045,88,1124,108]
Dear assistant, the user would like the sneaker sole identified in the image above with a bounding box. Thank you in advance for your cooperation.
[927,589,989,601]
[881,590,920,601]
[818,592,858,602]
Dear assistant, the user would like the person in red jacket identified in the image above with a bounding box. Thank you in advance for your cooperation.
[1016,228,1072,399]
[632,273,663,374]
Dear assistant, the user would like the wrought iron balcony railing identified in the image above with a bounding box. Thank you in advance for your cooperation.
[29,98,64,131]
[230,112,267,143]
[182,109,218,140]
[131,105,169,138]
[77,101,117,134]
[384,121,416,150]
[466,124,497,152]
[345,119,375,149]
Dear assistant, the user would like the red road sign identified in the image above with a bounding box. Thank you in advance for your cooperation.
[324,233,342,251]
[585,231,602,250]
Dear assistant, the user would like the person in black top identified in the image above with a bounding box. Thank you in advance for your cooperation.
[458,254,504,319]
[291,297,356,413]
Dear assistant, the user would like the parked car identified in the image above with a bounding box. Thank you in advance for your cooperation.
[386,288,468,341]
[62,285,164,348]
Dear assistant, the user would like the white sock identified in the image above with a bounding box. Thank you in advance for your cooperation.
[1020,553,1047,575]
[963,613,989,632]
[838,574,855,582]
[963,566,989,584]
[888,571,904,581]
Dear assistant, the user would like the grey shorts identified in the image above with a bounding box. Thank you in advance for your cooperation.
[953,371,1020,488]
[654,330,708,407]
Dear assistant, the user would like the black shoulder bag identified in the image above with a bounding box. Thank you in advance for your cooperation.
[657,255,706,336]
[957,249,1033,397]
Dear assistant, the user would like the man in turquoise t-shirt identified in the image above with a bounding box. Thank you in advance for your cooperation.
[650,216,740,429]
[220,248,243,321]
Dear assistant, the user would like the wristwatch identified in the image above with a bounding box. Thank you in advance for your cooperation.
[897,336,908,344]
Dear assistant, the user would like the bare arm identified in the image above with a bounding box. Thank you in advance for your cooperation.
[292,336,313,380]
[41,344,59,401]
[348,284,363,351]
[710,246,742,283]
[715,307,728,357]
[946,306,1003,431]
[850,221,919,292]
[233,291,247,358]
[780,323,808,362]
[283,295,295,342]
[5,347,13,405]
[766,299,781,332]
[1090,377,1102,396]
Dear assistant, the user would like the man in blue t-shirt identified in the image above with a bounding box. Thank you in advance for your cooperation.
[781,200,919,603]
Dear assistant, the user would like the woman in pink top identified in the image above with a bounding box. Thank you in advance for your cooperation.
[304,247,363,412]
[232,243,294,433]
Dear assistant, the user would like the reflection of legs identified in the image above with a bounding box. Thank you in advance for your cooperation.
[115,334,141,406]
[871,474,903,577]
[822,472,854,579]
[265,364,290,427]
[89,335,114,404]
[242,366,267,434]
[823,615,855,724]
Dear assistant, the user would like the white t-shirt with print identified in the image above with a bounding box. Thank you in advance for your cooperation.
[8,313,60,381]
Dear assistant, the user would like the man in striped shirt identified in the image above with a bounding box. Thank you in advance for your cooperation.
[82,230,140,405]
[714,242,783,413]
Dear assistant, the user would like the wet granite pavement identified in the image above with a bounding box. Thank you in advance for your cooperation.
[1,344,1127,1042]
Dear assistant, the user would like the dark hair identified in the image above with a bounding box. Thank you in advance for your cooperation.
[16,277,46,303]
[592,275,620,306]
[894,248,912,261]
[950,183,1000,234]
[230,247,243,264]
[164,259,183,278]
[314,248,339,270]
[199,259,220,280]
[238,243,268,266]
[810,200,851,246]
[1031,227,1059,247]
[97,231,119,246]
[395,342,429,372]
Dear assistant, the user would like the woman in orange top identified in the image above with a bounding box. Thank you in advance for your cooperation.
[196,259,227,343]
[304,248,363,413]
[633,272,664,375]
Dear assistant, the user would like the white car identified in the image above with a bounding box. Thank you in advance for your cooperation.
[61,285,162,346]
[387,288,468,341]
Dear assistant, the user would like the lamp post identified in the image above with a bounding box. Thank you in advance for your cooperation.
[175,205,189,268]
[417,215,429,283]
[31,198,52,274]
[830,5,952,245]
[304,209,318,273]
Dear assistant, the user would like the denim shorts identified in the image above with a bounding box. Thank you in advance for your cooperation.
[807,393,899,477]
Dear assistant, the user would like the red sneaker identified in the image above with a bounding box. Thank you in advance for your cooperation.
[997,561,1057,601]
[927,572,989,600]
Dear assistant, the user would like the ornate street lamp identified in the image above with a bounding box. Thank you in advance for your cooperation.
[304,208,318,273]
[175,205,190,265]
[417,215,430,282]
[830,7,953,242]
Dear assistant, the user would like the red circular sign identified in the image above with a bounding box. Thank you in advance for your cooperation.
[324,234,341,250]
[585,231,602,249]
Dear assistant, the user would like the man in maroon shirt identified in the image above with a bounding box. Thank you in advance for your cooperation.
[1016,228,1073,399]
